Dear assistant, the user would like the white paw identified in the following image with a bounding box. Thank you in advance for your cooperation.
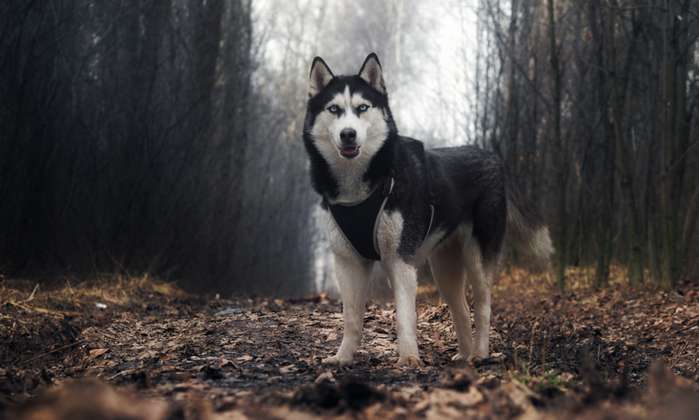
[451,353,469,362]
[451,353,479,365]
[322,354,353,366]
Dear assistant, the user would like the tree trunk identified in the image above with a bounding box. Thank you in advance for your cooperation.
[547,0,566,289]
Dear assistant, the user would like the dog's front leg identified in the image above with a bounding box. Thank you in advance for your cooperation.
[384,259,421,367]
[323,253,371,366]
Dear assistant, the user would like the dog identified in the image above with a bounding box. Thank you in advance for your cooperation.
[303,53,553,367]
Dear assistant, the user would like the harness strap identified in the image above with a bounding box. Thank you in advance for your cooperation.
[326,177,434,261]
[424,204,435,242]
[326,178,392,260]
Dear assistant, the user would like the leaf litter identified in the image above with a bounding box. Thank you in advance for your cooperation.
[0,269,698,419]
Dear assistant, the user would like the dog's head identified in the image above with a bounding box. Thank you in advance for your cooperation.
[303,53,395,164]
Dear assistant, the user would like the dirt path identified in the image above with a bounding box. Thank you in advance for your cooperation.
[1,271,698,419]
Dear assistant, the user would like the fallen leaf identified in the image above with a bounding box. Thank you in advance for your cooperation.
[89,348,109,358]
[279,364,296,374]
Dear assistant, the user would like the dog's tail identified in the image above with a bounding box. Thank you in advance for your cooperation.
[505,181,554,270]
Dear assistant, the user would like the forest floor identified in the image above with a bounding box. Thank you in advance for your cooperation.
[1,269,698,419]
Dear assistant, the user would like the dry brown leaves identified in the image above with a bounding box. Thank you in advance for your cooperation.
[1,270,698,419]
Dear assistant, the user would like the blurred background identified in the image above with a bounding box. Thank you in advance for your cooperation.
[0,0,697,296]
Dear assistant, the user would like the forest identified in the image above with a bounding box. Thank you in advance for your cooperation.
[1,0,698,419]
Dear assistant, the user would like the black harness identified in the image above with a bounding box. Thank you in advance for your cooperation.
[325,178,434,260]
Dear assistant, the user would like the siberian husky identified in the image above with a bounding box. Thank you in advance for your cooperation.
[303,53,553,367]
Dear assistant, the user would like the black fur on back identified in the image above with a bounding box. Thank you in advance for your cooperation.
[303,74,549,266]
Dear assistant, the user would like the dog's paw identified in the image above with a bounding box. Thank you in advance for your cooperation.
[396,355,423,368]
[322,354,353,367]
[451,353,471,362]
[475,346,489,359]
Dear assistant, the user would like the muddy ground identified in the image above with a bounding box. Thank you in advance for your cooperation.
[1,269,698,419]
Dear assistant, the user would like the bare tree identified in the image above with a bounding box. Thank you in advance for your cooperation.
[469,0,699,287]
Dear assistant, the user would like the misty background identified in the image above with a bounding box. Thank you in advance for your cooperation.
[1,0,698,296]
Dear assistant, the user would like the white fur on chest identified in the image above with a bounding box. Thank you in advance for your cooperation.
[375,210,404,261]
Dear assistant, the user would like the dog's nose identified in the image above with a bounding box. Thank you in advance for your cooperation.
[340,128,357,144]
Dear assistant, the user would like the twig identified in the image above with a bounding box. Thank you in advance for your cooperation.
[107,368,135,381]
[7,300,80,318]
[676,321,699,334]
[19,339,86,366]
[25,283,39,302]
[528,321,539,370]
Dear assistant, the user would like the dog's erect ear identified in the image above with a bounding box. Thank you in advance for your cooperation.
[358,53,385,94]
[309,57,334,98]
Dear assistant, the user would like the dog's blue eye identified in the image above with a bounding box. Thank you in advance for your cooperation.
[357,104,370,113]
[327,105,340,114]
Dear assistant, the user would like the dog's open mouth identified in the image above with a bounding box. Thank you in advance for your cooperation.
[339,145,360,159]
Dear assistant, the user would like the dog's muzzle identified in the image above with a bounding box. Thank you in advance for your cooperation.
[339,128,360,158]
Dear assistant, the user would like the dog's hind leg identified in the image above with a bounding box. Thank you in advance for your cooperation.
[323,253,372,366]
[467,193,505,359]
[464,240,493,359]
[430,234,474,361]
